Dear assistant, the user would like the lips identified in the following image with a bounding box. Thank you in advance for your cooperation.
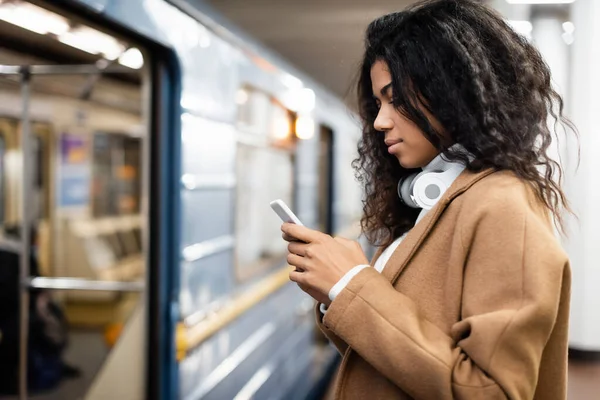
[385,138,403,154]
[384,138,403,147]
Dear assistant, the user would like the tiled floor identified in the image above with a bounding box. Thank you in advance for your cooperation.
[323,357,600,399]
[568,358,600,400]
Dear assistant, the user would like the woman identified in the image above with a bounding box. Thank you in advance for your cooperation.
[282,0,576,399]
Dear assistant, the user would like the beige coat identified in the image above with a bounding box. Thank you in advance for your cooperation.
[316,169,571,399]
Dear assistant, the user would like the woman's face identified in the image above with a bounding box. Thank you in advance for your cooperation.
[370,60,440,169]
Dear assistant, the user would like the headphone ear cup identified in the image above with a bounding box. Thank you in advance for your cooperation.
[412,172,445,209]
[398,158,466,211]
[398,173,420,208]
[412,163,464,209]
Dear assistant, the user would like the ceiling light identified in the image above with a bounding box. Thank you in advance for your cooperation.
[506,0,575,4]
[0,1,132,63]
[118,47,144,69]
[280,73,303,90]
[59,26,125,60]
[272,114,292,140]
[289,88,316,113]
[563,21,575,34]
[0,2,70,35]
[295,116,315,140]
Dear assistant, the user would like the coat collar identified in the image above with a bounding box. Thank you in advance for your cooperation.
[372,168,496,284]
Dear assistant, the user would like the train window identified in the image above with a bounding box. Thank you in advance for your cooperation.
[92,133,142,217]
[236,85,269,133]
[236,85,297,147]
[234,86,297,280]
[121,137,142,214]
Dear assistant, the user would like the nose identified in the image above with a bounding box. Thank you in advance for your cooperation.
[374,109,393,132]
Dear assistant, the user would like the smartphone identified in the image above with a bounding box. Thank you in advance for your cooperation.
[270,199,304,226]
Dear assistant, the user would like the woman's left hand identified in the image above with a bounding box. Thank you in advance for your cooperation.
[282,223,369,307]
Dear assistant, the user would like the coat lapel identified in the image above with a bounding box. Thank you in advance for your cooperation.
[369,246,385,266]
[380,168,496,284]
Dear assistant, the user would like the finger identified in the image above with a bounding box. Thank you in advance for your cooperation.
[282,223,325,244]
[297,283,310,292]
[287,253,309,270]
[289,269,306,284]
[288,241,309,256]
[282,232,301,242]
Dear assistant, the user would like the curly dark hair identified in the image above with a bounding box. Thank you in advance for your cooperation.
[352,0,577,247]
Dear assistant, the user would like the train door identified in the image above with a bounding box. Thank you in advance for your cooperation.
[0,2,179,399]
[317,125,334,235]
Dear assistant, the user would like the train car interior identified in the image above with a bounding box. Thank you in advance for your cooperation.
[0,1,153,398]
[0,0,366,399]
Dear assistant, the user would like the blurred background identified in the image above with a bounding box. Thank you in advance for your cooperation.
[0,0,597,399]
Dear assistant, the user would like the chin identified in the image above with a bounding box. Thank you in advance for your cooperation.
[397,155,430,170]
[397,157,417,169]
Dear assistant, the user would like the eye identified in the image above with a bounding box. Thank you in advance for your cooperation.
[386,91,396,105]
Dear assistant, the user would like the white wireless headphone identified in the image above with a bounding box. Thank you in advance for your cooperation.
[397,151,467,210]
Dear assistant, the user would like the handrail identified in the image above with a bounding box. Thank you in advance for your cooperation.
[18,67,32,400]
[0,64,137,76]
[176,222,364,360]
[27,277,145,292]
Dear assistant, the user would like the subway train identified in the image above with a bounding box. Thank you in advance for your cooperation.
[0,0,368,399]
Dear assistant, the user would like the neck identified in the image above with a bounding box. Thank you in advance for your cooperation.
[422,143,472,172]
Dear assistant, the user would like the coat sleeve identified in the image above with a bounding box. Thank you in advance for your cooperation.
[321,194,570,399]
[315,247,386,356]
[315,302,349,355]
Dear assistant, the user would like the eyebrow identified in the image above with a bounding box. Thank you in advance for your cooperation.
[380,83,393,96]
